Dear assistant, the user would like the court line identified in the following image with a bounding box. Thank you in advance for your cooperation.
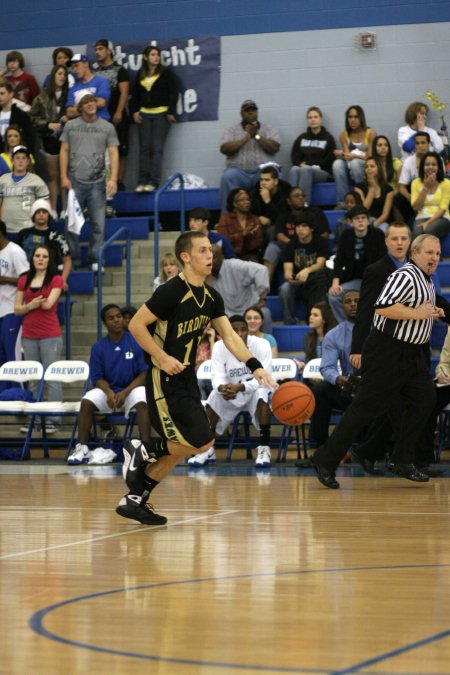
[0,509,240,560]
[29,563,450,674]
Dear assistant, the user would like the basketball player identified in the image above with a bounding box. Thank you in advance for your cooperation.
[116,231,276,525]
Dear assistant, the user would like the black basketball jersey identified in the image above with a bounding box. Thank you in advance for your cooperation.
[145,273,225,371]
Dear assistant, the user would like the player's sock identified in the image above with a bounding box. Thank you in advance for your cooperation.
[260,425,271,446]
[143,476,159,497]
[143,438,170,458]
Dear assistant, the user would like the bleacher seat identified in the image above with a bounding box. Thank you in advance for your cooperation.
[266,296,308,323]
[67,270,95,295]
[272,325,310,352]
[324,209,345,233]
[431,322,448,350]
[311,182,337,206]
[437,262,450,287]
[111,188,221,214]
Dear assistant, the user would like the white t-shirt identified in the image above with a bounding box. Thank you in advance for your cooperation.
[0,240,29,317]
[0,111,12,140]
[210,334,272,392]
[398,155,420,186]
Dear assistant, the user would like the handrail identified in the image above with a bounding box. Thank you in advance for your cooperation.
[64,290,72,359]
[97,227,131,340]
[153,172,185,282]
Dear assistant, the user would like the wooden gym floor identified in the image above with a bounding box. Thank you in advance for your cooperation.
[1,458,450,675]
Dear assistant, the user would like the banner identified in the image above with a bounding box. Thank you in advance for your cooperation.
[86,36,220,122]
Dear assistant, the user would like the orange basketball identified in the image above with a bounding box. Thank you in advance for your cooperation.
[271,381,315,425]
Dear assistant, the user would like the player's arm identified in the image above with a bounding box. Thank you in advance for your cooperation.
[212,315,276,388]
[128,304,186,375]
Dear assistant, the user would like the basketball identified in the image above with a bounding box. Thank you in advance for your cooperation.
[271,381,315,425]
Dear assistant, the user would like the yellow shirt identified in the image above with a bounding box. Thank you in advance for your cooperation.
[411,177,450,219]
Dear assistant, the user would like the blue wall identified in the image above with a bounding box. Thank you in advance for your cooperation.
[2,0,450,49]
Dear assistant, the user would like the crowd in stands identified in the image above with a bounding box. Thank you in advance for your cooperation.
[1,41,450,468]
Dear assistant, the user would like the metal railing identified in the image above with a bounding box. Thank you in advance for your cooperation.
[97,227,131,340]
[153,173,185,281]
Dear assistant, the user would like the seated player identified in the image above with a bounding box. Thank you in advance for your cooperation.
[188,314,273,467]
[67,304,150,464]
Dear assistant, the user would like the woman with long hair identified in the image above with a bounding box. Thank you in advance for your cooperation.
[131,45,178,192]
[354,156,394,230]
[288,106,336,204]
[372,135,402,190]
[0,124,35,175]
[30,65,69,216]
[295,301,336,386]
[244,305,278,357]
[332,105,376,207]
[217,188,264,261]
[14,245,64,433]
[411,151,450,238]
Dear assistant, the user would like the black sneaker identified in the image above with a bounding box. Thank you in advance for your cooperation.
[116,494,167,525]
[122,439,157,493]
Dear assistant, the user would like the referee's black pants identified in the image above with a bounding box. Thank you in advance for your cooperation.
[314,329,436,471]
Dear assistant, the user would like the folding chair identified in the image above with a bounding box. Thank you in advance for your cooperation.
[24,360,90,459]
[0,360,44,460]
[197,359,212,405]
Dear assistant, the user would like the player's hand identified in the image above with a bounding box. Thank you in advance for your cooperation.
[349,354,362,369]
[158,353,186,375]
[115,391,127,408]
[253,368,277,389]
[106,390,117,410]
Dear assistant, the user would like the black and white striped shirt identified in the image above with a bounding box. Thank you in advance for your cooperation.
[373,261,436,344]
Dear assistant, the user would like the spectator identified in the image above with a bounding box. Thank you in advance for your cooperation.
[0,219,29,391]
[411,151,450,239]
[244,305,278,357]
[120,305,137,330]
[354,156,394,230]
[17,199,72,290]
[219,99,280,212]
[65,54,111,121]
[43,47,74,88]
[209,244,272,333]
[30,65,70,218]
[217,188,263,261]
[263,186,330,283]
[294,301,336,381]
[334,191,363,245]
[332,105,376,207]
[394,131,430,224]
[0,145,49,234]
[398,101,444,161]
[130,45,178,192]
[371,135,402,191]
[14,244,64,433]
[328,205,386,323]
[0,82,35,153]
[152,252,180,291]
[288,106,336,204]
[278,214,329,324]
[249,165,291,244]
[188,207,235,259]
[188,314,273,467]
[0,124,36,176]
[93,39,130,192]
[60,94,119,271]
[0,51,40,106]
[67,304,150,464]
[196,323,218,400]
[307,290,360,450]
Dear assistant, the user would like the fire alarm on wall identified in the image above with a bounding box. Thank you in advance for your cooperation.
[355,32,377,50]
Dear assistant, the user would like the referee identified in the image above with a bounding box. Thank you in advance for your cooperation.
[312,233,449,488]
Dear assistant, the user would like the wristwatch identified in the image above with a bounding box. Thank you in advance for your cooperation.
[255,134,261,140]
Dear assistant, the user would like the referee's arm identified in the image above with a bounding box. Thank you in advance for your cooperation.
[375,302,441,321]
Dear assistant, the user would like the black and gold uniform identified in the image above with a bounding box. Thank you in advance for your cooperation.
[145,272,225,448]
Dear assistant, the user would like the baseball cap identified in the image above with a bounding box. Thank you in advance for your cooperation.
[347,205,370,219]
[95,39,114,51]
[31,199,52,220]
[11,145,30,157]
[294,214,314,229]
[241,99,258,111]
[70,53,88,64]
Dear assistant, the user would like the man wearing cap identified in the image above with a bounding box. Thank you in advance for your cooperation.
[0,82,35,153]
[278,214,329,324]
[60,95,119,270]
[219,100,281,212]
[93,40,130,191]
[17,199,72,290]
[328,205,386,323]
[0,146,49,234]
[65,54,111,121]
